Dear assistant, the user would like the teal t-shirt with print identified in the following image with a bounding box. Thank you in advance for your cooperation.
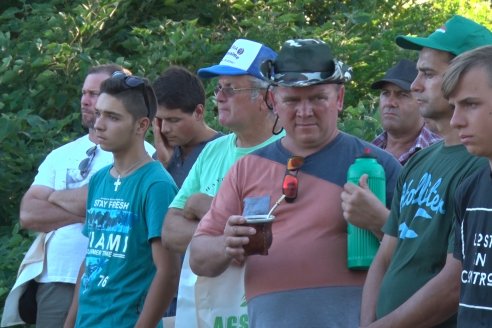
[75,161,177,328]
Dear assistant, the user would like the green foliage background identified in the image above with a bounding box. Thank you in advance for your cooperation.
[0,0,490,324]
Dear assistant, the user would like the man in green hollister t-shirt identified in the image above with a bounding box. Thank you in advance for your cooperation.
[64,72,179,328]
[359,15,492,327]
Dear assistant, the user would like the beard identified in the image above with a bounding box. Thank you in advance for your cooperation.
[81,109,95,129]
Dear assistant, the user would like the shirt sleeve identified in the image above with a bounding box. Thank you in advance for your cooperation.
[146,180,178,240]
[195,161,242,237]
[32,150,57,188]
[452,181,466,261]
[382,170,405,237]
[169,151,204,209]
[382,157,402,209]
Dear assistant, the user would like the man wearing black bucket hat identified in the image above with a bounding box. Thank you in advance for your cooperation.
[189,39,401,327]
[361,16,492,328]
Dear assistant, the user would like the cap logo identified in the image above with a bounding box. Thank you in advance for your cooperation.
[435,25,447,33]
[285,38,323,48]
[396,15,492,56]
[218,40,263,71]
[196,38,277,79]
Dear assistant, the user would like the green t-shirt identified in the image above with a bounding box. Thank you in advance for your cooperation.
[377,142,487,326]
[76,161,177,328]
[170,132,285,208]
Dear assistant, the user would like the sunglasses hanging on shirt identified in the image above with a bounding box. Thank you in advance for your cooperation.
[79,145,97,179]
[282,156,304,203]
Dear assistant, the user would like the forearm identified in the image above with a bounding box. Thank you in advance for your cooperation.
[189,234,231,277]
[155,152,171,168]
[162,208,199,253]
[135,242,181,328]
[20,196,84,232]
[369,254,460,327]
[63,262,85,328]
[361,235,396,326]
[135,269,179,328]
[152,120,172,168]
[183,193,213,220]
[48,187,87,217]
[368,206,389,240]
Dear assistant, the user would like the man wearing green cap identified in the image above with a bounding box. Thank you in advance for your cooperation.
[360,15,492,327]
[189,39,401,327]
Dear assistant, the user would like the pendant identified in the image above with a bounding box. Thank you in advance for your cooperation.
[114,175,122,191]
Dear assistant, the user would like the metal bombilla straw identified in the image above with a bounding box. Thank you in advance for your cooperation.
[267,194,286,217]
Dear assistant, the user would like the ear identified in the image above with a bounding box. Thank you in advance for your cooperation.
[193,104,205,120]
[337,85,345,113]
[267,91,278,115]
[135,117,151,135]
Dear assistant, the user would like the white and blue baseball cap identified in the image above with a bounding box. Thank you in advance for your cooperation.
[197,39,277,79]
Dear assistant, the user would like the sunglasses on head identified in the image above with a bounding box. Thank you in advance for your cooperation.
[111,71,150,117]
[282,156,304,203]
[79,145,97,179]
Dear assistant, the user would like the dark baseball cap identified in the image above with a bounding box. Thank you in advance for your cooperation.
[396,15,492,56]
[371,59,417,91]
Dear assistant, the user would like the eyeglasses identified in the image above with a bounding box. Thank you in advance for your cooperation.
[282,156,304,203]
[213,85,264,98]
[79,145,97,179]
[112,71,150,117]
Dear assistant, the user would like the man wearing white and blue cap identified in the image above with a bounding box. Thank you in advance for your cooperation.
[161,39,282,328]
[190,39,401,328]
[361,15,492,327]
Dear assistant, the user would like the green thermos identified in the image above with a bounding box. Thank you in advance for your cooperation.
[347,148,386,270]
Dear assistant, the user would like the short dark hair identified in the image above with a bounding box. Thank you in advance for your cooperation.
[152,66,205,114]
[100,74,157,120]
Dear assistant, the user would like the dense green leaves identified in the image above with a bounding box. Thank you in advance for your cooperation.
[0,0,490,323]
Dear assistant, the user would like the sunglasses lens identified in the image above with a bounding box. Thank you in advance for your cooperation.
[111,73,150,117]
[222,88,233,97]
[282,174,298,202]
[125,76,144,88]
[86,146,96,156]
[214,86,234,97]
[112,71,126,79]
[287,156,304,170]
[79,146,96,178]
[78,158,89,171]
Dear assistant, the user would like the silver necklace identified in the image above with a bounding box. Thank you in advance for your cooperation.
[113,157,149,191]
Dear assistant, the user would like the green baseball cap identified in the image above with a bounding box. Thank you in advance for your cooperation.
[396,15,492,56]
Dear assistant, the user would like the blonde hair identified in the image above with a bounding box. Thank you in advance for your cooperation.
[442,45,492,99]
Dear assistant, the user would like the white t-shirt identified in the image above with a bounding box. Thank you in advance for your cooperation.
[32,134,155,283]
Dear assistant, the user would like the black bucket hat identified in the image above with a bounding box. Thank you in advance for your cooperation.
[260,39,352,87]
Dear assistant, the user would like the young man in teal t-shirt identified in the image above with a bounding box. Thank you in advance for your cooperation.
[64,72,179,328]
